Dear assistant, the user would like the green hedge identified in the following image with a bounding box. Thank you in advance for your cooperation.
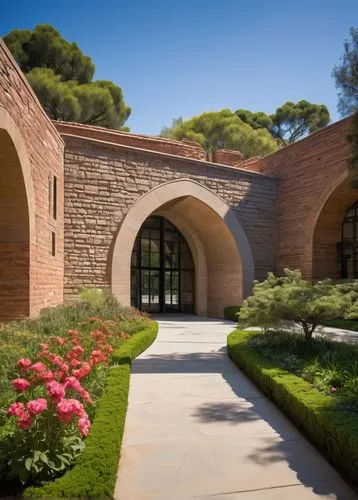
[24,322,158,498]
[227,329,358,484]
[321,318,358,332]
[223,306,240,321]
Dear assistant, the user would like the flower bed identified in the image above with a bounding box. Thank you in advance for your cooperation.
[0,291,154,495]
[227,329,358,484]
[24,322,158,498]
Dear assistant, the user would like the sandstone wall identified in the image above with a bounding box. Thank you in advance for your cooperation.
[62,134,277,300]
[239,117,353,279]
[0,40,64,318]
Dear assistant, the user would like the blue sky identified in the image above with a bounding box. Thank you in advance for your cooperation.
[1,1,357,134]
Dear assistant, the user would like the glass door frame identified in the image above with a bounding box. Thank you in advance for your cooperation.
[131,216,195,313]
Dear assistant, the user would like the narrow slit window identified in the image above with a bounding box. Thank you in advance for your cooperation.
[53,175,57,220]
[48,175,52,215]
[51,232,56,256]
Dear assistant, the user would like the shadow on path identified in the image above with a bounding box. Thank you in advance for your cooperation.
[132,340,356,498]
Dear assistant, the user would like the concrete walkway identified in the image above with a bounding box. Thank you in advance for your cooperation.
[114,316,356,500]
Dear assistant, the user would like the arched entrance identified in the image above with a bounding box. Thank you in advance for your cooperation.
[340,202,358,279]
[0,107,35,319]
[312,175,358,280]
[111,179,254,317]
[131,215,195,313]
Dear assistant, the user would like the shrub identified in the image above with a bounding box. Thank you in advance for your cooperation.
[223,306,241,321]
[0,320,121,485]
[24,322,158,498]
[239,269,352,343]
[227,329,358,483]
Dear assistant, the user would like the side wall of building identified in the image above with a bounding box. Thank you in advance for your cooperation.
[62,134,277,301]
[241,117,353,279]
[0,40,64,317]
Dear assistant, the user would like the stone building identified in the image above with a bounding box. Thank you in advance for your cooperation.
[0,39,355,319]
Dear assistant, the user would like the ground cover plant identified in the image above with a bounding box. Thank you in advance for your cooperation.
[247,330,358,410]
[0,289,153,494]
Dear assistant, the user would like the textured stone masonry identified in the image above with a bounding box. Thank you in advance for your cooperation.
[61,134,277,299]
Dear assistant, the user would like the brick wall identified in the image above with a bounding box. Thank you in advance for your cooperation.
[0,40,64,318]
[239,117,353,279]
[61,134,277,300]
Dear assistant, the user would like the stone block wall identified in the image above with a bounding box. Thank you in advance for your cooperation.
[61,133,277,300]
[0,40,64,318]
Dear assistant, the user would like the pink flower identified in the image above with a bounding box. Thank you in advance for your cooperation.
[17,411,32,430]
[46,380,65,401]
[27,398,48,415]
[13,378,30,392]
[64,376,82,391]
[331,386,337,394]
[56,398,86,423]
[7,402,25,417]
[41,370,54,382]
[39,343,49,350]
[73,345,84,355]
[72,362,91,380]
[68,329,79,337]
[16,358,32,373]
[52,336,65,346]
[30,362,47,373]
[70,359,81,368]
[89,350,107,366]
[78,416,91,436]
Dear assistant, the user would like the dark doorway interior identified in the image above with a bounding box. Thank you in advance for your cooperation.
[131,216,195,313]
[341,202,358,279]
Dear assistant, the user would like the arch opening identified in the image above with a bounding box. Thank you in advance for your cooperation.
[111,179,254,318]
[131,215,195,314]
[0,128,30,318]
[312,176,358,280]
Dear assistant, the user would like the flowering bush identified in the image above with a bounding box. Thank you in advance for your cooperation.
[0,319,123,485]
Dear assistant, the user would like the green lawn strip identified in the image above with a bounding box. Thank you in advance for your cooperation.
[24,322,158,498]
[321,319,358,332]
[227,329,358,484]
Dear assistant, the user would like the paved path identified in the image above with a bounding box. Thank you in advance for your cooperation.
[115,316,356,500]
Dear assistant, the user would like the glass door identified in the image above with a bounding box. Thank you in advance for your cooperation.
[131,216,195,313]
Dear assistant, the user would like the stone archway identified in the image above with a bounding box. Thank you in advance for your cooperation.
[111,179,254,317]
[0,107,35,318]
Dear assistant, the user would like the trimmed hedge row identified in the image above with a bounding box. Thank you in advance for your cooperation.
[24,322,158,498]
[227,329,358,484]
[223,306,240,321]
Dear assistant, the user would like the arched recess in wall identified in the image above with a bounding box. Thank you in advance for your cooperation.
[0,106,36,319]
[111,179,254,317]
[311,171,358,280]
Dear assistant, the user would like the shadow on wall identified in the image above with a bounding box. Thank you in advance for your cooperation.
[131,342,354,498]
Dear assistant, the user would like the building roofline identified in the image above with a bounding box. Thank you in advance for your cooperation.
[61,132,277,180]
[261,114,353,161]
[54,120,203,149]
[0,38,64,145]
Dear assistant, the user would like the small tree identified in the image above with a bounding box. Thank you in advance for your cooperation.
[238,269,352,343]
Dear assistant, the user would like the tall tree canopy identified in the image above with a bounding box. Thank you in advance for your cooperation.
[161,109,278,160]
[332,27,358,116]
[4,24,131,129]
[236,100,330,146]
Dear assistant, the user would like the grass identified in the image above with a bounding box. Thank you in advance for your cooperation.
[24,322,158,498]
[227,329,358,484]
